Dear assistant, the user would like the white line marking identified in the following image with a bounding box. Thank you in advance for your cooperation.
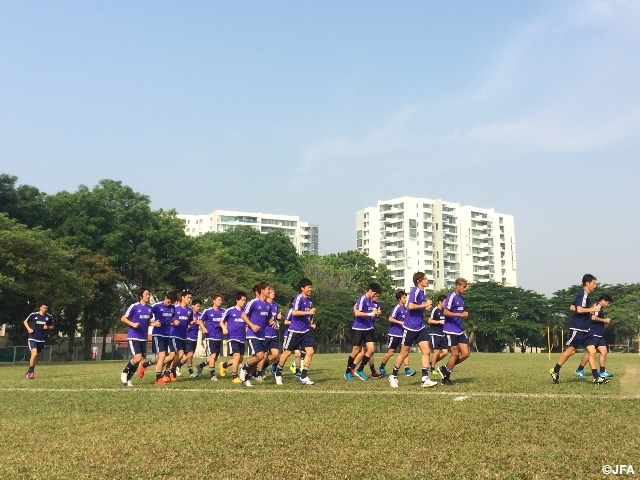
[1,387,638,400]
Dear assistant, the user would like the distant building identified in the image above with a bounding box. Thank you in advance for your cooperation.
[178,210,318,255]
[356,197,516,291]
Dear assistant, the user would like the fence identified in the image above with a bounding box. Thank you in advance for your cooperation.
[0,345,52,364]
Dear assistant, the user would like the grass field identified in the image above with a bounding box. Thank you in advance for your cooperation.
[1,353,639,479]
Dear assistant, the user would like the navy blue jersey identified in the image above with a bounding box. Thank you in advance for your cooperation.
[590,304,606,337]
[26,312,54,342]
[429,307,445,335]
[569,289,591,332]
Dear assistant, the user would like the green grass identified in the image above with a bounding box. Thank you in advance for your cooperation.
[1,353,639,479]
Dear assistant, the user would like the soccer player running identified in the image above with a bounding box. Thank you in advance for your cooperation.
[183,298,202,378]
[378,291,415,377]
[344,283,381,381]
[23,301,55,379]
[168,290,194,382]
[139,290,176,385]
[275,278,316,385]
[219,292,248,384]
[550,274,607,385]
[257,287,282,379]
[439,278,470,385]
[354,298,383,378]
[575,294,613,379]
[198,293,225,381]
[428,295,449,376]
[388,273,438,388]
[120,287,153,387]
[238,282,273,385]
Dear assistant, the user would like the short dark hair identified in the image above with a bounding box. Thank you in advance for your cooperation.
[368,282,382,294]
[395,290,407,301]
[234,291,247,302]
[412,272,426,285]
[253,284,260,295]
[299,278,313,290]
[455,278,468,286]
[582,274,596,285]
[212,293,222,301]
[192,298,202,306]
[599,294,612,303]
[437,295,446,302]
[165,291,178,302]
[181,289,193,297]
[38,301,50,308]
[137,287,149,300]
[257,281,270,294]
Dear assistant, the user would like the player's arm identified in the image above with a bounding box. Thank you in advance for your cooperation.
[198,315,208,334]
[427,315,444,325]
[443,308,468,318]
[591,314,611,324]
[353,304,375,317]
[220,315,228,335]
[241,311,259,332]
[120,314,139,329]
[577,304,600,314]
[149,312,161,328]
[46,316,55,330]
[23,316,34,335]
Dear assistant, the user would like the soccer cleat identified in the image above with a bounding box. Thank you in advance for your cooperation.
[344,372,354,381]
[295,371,302,378]
[431,366,440,377]
[370,370,383,378]
[196,364,204,377]
[405,368,416,377]
[169,372,178,382]
[218,362,226,377]
[210,375,218,382]
[550,368,559,384]
[299,377,314,385]
[355,370,368,381]
[379,366,387,377]
[275,376,283,385]
[25,372,34,380]
[574,369,585,378]
[593,376,609,385]
[232,377,241,384]
[600,370,614,378]
[138,363,146,379]
[289,364,297,373]
[154,377,166,385]
[253,375,264,382]
[121,372,128,386]
[441,378,453,385]
[421,377,438,388]
[242,379,252,387]
[175,366,181,377]
[190,373,197,379]
[438,366,449,379]
[238,367,247,382]
[389,375,398,388]
[126,380,134,387]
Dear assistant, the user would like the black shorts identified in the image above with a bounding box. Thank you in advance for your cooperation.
[207,339,222,355]
[429,334,448,351]
[151,335,169,355]
[283,331,314,352]
[228,340,245,356]
[351,329,374,347]
[185,339,198,354]
[566,330,591,349]
[28,339,45,353]
[387,336,402,351]
[128,339,147,357]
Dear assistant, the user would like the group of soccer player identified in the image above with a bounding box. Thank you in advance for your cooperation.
[549,273,614,385]
[344,273,471,388]
[119,278,317,387]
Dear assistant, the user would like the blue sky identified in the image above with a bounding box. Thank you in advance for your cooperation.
[1,1,639,295]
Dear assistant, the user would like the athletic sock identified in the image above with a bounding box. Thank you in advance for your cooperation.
[301,366,309,379]
[600,366,605,373]
[369,364,376,374]
[404,365,410,372]
[276,365,283,377]
[222,362,229,369]
[553,364,561,374]
[27,366,34,374]
[210,368,215,377]
[380,362,386,368]
[345,357,355,374]
[199,362,206,369]
[392,366,399,376]
[422,368,429,378]
[577,365,584,372]
[592,369,599,379]
[232,373,238,379]
[156,372,162,381]
[358,356,370,371]
[142,361,150,368]
[178,360,186,367]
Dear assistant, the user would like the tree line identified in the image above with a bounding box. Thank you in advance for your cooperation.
[1,173,639,359]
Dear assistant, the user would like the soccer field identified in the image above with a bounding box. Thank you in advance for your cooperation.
[1,353,638,479]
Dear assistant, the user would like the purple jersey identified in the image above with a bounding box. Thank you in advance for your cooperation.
[404,286,427,331]
[283,308,293,335]
[201,307,225,340]
[388,304,406,337]
[443,291,465,335]
[265,301,279,337]
[570,289,591,332]
[187,312,201,341]
[352,294,375,330]
[26,312,54,342]
[170,305,193,340]
[244,298,272,340]
[223,307,245,342]
[151,302,174,336]
[290,294,313,334]
[124,302,153,341]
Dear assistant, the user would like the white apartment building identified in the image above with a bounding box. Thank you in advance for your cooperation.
[356,197,516,291]
[178,210,319,255]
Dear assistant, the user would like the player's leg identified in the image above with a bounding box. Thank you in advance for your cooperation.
[418,340,437,387]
